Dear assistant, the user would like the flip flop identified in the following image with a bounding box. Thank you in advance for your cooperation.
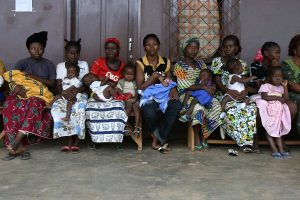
[61,146,71,152]
[158,143,170,154]
[228,149,238,156]
[2,153,17,161]
[20,152,32,160]
[71,146,80,153]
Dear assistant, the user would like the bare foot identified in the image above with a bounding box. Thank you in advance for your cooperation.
[151,134,160,150]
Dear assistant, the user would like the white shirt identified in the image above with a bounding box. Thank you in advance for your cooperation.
[56,60,89,81]
[62,77,82,90]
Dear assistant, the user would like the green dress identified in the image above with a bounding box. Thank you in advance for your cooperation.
[211,57,257,147]
[282,58,300,132]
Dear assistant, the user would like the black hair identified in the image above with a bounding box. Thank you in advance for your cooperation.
[225,57,242,74]
[269,66,283,77]
[261,41,280,57]
[66,63,80,74]
[26,31,48,49]
[143,34,160,47]
[288,34,300,56]
[222,35,242,55]
[200,68,213,78]
[64,38,82,53]
[123,61,136,73]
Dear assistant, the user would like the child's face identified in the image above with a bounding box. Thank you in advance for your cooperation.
[199,71,210,82]
[67,67,78,79]
[265,47,280,67]
[270,70,283,86]
[231,64,243,75]
[124,68,135,82]
[66,46,80,64]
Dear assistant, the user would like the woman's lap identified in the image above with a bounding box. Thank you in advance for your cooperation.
[85,100,127,143]
[3,94,52,146]
[51,94,87,139]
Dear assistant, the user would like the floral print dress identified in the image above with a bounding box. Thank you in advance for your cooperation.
[174,60,222,139]
[211,57,257,146]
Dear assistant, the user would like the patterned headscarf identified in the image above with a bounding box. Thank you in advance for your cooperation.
[181,37,200,55]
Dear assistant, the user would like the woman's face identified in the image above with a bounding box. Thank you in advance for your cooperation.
[29,42,44,59]
[270,70,283,86]
[293,45,300,59]
[105,42,119,59]
[184,42,199,59]
[265,47,280,67]
[222,40,237,57]
[144,37,160,56]
[66,46,79,64]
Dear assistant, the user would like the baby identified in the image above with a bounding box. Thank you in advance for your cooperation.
[220,58,256,117]
[50,63,81,121]
[180,69,213,117]
[82,73,116,102]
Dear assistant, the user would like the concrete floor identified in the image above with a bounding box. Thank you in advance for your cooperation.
[0,140,300,200]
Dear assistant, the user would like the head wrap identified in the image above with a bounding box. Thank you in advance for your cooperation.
[26,31,48,49]
[181,37,200,55]
[105,37,120,48]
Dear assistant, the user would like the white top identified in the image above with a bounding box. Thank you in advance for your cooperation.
[116,81,136,96]
[89,81,111,102]
[228,74,245,93]
[56,60,89,81]
[62,77,82,90]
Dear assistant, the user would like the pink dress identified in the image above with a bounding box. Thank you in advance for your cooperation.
[256,83,291,137]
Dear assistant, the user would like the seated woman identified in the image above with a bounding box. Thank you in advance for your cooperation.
[2,31,56,160]
[282,34,300,134]
[85,38,128,144]
[174,37,221,151]
[51,39,89,152]
[211,35,257,152]
[136,34,181,153]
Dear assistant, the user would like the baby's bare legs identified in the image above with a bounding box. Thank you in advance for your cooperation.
[62,98,76,121]
[158,76,169,87]
[186,98,198,116]
[243,97,251,105]
[103,86,116,99]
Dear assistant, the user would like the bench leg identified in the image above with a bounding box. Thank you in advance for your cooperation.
[0,130,4,140]
[187,122,194,151]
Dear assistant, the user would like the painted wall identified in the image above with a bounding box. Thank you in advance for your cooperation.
[240,0,300,64]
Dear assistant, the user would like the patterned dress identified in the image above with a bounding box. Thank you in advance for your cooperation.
[211,57,257,146]
[282,58,300,132]
[174,60,221,138]
[51,62,89,139]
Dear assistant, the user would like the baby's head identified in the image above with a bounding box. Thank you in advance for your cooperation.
[66,63,80,79]
[199,69,213,83]
[226,58,243,75]
[123,61,136,82]
[82,73,99,87]
[269,67,283,86]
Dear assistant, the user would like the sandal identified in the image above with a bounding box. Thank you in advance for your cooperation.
[280,152,291,159]
[6,144,16,155]
[20,152,32,160]
[272,152,283,159]
[61,146,71,152]
[179,106,188,116]
[202,141,209,150]
[194,145,204,151]
[2,153,17,161]
[158,143,170,154]
[228,149,238,156]
[71,146,80,153]
[133,126,142,135]
[241,145,253,153]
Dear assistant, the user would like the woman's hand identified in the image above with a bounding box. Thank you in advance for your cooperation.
[14,85,27,98]
[169,87,178,100]
[227,89,243,101]
[204,85,216,96]
[281,80,288,87]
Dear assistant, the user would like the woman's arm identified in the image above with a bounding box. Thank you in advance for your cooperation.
[26,74,56,88]
[282,80,289,101]
[215,76,227,93]
[288,81,300,93]
[136,63,159,90]
[261,92,285,103]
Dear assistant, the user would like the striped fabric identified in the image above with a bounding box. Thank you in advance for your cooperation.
[86,100,128,143]
[178,0,221,59]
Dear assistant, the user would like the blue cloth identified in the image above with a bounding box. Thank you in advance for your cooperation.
[191,90,212,106]
[140,82,177,113]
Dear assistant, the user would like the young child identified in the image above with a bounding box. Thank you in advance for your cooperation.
[82,73,116,102]
[180,69,213,118]
[50,63,81,121]
[256,67,291,159]
[115,62,141,134]
[220,58,256,117]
